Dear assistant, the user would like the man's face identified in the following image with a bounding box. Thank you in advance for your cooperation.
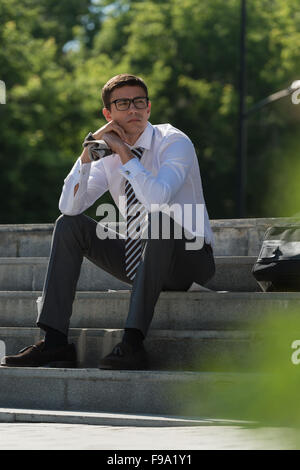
[103,85,151,137]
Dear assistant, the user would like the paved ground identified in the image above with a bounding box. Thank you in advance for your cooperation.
[0,422,298,450]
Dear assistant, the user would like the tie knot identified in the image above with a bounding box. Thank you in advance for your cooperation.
[132,147,144,160]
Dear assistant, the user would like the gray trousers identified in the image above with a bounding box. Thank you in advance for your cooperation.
[36,212,215,338]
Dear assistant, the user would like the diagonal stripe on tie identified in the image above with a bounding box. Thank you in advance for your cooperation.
[127,204,146,229]
[127,201,144,218]
[127,256,142,278]
[124,147,147,281]
[126,251,142,272]
[125,244,141,264]
[127,216,146,240]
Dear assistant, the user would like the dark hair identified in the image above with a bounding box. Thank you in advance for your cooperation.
[102,74,148,109]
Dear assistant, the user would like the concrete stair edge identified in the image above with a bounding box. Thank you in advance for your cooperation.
[0,367,259,416]
[0,407,254,427]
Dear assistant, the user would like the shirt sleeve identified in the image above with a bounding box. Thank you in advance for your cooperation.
[119,137,195,211]
[59,157,109,215]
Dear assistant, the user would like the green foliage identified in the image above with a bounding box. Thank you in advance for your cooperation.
[177,307,300,445]
[0,0,300,222]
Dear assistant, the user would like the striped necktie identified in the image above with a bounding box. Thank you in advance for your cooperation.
[125,147,147,281]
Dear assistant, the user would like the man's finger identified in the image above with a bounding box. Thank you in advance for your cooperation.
[111,127,124,140]
[112,123,127,141]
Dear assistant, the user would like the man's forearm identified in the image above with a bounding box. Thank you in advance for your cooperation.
[75,139,134,197]
[80,146,91,164]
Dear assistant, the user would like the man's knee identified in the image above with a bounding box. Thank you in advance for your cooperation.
[54,213,85,236]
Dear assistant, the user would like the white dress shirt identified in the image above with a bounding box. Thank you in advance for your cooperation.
[59,122,214,247]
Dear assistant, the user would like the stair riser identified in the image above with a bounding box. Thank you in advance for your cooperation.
[0,292,299,330]
[0,259,130,291]
[0,328,262,371]
[0,368,253,416]
[0,257,259,292]
[0,219,282,257]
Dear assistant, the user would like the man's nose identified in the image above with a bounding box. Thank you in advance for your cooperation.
[128,100,137,110]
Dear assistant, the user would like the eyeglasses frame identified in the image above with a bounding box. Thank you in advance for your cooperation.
[109,96,149,111]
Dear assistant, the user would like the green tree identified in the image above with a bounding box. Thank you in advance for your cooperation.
[89,0,300,217]
[0,0,107,222]
[1,0,300,223]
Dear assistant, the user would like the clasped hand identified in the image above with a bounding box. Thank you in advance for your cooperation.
[92,120,128,155]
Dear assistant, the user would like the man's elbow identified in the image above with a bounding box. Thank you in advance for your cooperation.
[58,198,78,216]
[146,183,172,209]
[58,185,82,215]
[58,205,77,216]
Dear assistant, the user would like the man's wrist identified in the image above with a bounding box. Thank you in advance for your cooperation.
[117,145,135,164]
[80,147,91,164]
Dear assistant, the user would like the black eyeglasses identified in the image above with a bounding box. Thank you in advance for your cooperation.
[110,96,149,111]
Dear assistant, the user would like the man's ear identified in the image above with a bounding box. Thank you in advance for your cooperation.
[102,107,112,122]
[147,101,151,118]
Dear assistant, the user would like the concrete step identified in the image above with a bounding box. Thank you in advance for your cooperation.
[0,257,130,291]
[0,256,259,292]
[0,367,257,416]
[0,290,299,330]
[0,218,291,257]
[0,327,263,371]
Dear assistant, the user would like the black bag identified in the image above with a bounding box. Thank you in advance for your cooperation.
[252,225,300,292]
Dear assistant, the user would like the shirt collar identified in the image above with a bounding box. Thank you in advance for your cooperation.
[129,121,153,151]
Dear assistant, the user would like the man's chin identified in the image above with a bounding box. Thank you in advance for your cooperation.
[124,122,146,134]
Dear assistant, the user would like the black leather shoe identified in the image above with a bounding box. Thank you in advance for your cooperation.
[0,340,77,368]
[99,342,148,370]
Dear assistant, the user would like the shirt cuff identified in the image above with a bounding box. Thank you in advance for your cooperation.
[119,157,145,180]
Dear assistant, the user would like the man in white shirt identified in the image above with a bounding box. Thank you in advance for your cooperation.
[1,74,215,370]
